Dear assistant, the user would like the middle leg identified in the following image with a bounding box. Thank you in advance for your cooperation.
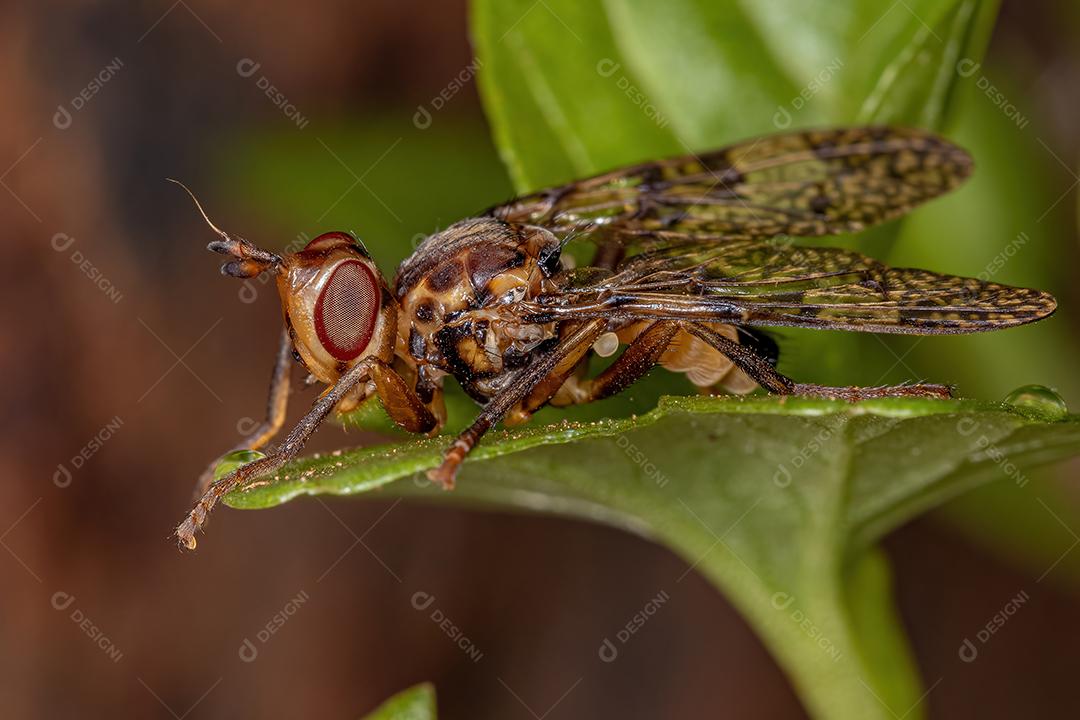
[427,319,608,488]
[549,320,680,406]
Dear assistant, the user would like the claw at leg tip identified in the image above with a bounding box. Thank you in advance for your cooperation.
[176,524,198,551]
[426,465,456,491]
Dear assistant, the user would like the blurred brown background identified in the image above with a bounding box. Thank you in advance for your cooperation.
[2,1,1079,718]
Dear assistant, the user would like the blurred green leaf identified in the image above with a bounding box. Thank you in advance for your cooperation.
[227,396,1080,719]
[217,119,514,277]
[359,683,436,720]
[474,0,998,189]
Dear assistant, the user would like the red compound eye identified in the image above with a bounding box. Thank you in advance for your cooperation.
[314,260,380,361]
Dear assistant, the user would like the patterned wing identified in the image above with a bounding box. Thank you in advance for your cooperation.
[489,126,972,240]
[520,237,1056,335]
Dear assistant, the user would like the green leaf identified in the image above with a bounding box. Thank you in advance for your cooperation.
[359,683,436,720]
[215,118,515,279]
[473,0,998,192]
[225,397,1080,720]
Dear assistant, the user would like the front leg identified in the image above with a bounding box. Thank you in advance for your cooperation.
[176,358,373,550]
[684,323,952,400]
[503,320,618,425]
[367,360,440,435]
[175,357,439,550]
[191,326,293,500]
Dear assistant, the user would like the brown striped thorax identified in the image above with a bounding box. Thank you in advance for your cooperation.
[393,217,565,403]
[172,126,1059,551]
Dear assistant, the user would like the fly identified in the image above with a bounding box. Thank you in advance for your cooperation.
[171,126,1057,550]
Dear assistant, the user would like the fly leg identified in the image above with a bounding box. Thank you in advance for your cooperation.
[576,321,680,401]
[192,326,293,500]
[367,361,440,435]
[427,319,607,489]
[502,320,625,425]
[787,382,954,400]
[538,320,680,410]
[177,357,372,550]
[684,323,952,400]
[176,358,438,550]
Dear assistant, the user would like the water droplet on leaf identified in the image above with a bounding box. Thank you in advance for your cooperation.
[213,449,267,481]
[1003,385,1068,420]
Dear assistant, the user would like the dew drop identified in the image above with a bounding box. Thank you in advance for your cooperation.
[1003,385,1068,421]
[213,449,267,481]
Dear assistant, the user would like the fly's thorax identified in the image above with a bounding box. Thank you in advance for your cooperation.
[392,217,563,399]
[276,232,397,386]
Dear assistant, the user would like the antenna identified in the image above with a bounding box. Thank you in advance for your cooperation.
[167,178,233,240]
[167,178,284,274]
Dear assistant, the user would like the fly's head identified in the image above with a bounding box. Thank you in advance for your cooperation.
[172,180,399,386]
[275,231,397,385]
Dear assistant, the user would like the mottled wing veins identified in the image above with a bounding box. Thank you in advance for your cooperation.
[528,239,1056,336]
[488,126,972,245]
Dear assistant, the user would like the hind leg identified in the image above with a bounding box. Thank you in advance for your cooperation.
[559,321,681,404]
[684,323,952,400]
[499,320,682,429]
